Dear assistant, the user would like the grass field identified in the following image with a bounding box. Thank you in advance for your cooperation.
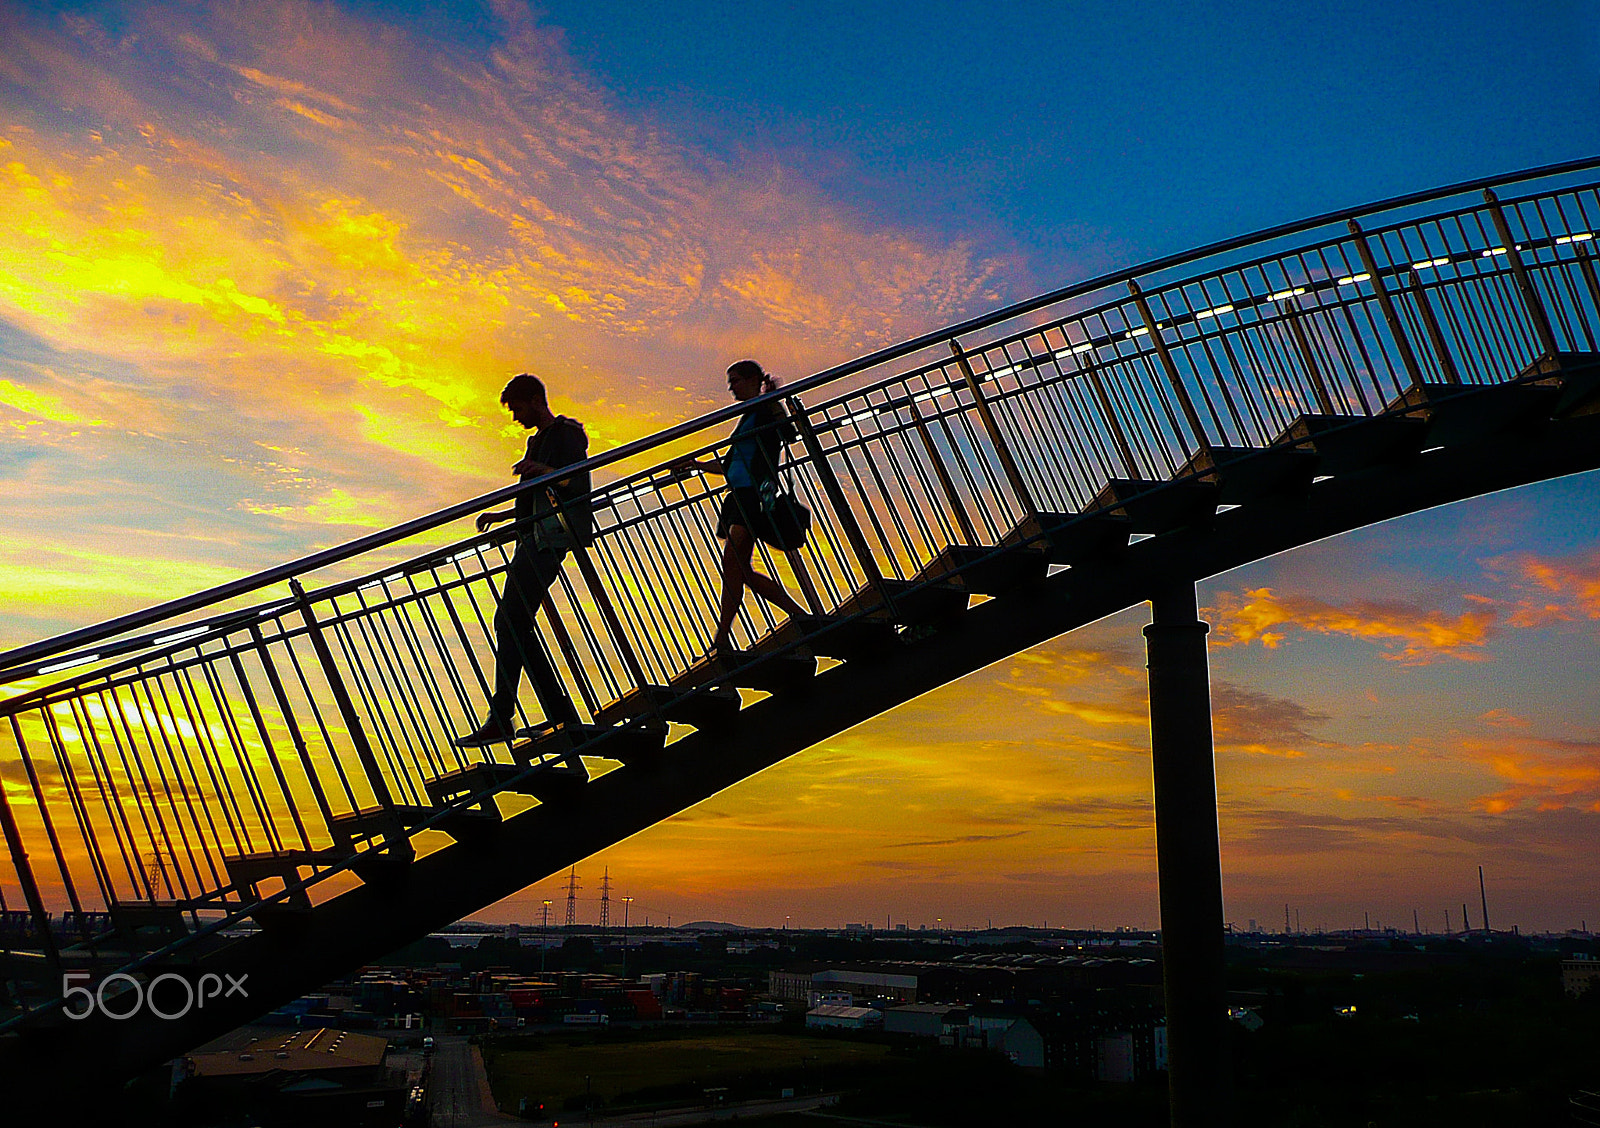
[482,1028,891,1113]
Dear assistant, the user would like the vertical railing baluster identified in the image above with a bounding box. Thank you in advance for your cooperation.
[1575,245,1600,343]
[788,396,896,614]
[1484,188,1560,358]
[0,744,61,982]
[1283,300,1338,413]
[290,578,396,814]
[250,626,345,847]
[1125,283,1206,455]
[556,488,654,718]
[8,716,84,920]
[1405,271,1462,384]
[907,394,979,545]
[948,340,1041,519]
[1080,351,1141,479]
[1348,219,1425,392]
[539,590,603,718]
[228,650,312,852]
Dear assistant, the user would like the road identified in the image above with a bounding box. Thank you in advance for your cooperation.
[429,1034,519,1128]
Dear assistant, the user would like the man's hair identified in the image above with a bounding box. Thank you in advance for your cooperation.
[501,373,547,405]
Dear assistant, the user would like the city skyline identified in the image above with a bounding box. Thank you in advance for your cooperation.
[2,1,1598,935]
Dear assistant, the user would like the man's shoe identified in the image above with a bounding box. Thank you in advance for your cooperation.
[452,717,517,748]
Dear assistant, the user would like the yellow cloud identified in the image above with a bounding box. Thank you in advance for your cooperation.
[0,378,102,424]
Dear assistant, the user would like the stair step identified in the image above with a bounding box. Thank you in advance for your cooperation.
[349,846,415,892]
[331,804,437,842]
[517,761,592,805]
[1031,512,1133,565]
[1175,444,1319,504]
[224,848,352,889]
[1384,379,1560,446]
[250,902,315,933]
[1518,351,1600,416]
[1271,412,1427,475]
[528,720,668,766]
[105,902,191,945]
[1089,478,1220,534]
[337,787,506,846]
[761,613,899,663]
[427,762,523,806]
[832,577,969,626]
[592,683,743,729]
[911,542,1050,596]
[669,648,817,694]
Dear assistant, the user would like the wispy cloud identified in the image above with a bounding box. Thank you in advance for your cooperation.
[1206,586,1498,664]
[0,0,1016,644]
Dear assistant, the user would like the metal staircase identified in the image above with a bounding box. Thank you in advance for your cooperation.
[4,158,1600,1106]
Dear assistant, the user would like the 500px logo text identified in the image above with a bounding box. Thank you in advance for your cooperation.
[62,971,249,1020]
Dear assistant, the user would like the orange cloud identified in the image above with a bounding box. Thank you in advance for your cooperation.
[1207,586,1497,664]
[1481,549,1600,626]
[1462,736,1600,815]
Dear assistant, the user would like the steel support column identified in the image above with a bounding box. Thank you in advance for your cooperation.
[1143,581,1229,1126]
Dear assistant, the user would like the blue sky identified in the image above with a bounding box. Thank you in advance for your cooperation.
[523,0,1600,281]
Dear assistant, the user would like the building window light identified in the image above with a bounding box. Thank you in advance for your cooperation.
[1336,273,1371,286]
[1481,246,1509,257]
[1194,304,1235,319]
[1127,326,1151,337]
[1269,287,1307,301]
[1556,233,1594,244]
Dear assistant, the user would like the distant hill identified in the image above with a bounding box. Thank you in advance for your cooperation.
[678,921,753,932]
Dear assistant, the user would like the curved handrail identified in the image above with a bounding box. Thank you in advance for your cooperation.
[3,153,1596,677]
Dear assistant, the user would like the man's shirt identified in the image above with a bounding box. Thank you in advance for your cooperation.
[515,415,592,548]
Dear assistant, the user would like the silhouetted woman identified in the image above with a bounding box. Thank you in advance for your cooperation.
[688,359,820,656]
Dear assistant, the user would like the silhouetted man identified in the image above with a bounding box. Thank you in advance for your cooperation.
[456,374,592,747]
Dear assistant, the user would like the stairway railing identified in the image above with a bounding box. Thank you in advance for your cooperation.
[3,157,1599,1028]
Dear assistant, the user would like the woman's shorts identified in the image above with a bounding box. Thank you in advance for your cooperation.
[715,487,771,541]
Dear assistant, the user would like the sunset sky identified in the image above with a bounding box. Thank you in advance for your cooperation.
[2,1,1598,934]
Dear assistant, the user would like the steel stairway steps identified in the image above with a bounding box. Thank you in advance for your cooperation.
[911,541,1050,596]
[1030,512,1134,564]
[591,682,743,729]
[334,800,501,849]
[1385,378,1561,446]
[830,576,970,626]
[222,848,353,918]
[1175,444,1320,504]
[1271,412,1428,474]
[769,613,899,663]
[1517,351,1600,416]
[1089,477,1221,533]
